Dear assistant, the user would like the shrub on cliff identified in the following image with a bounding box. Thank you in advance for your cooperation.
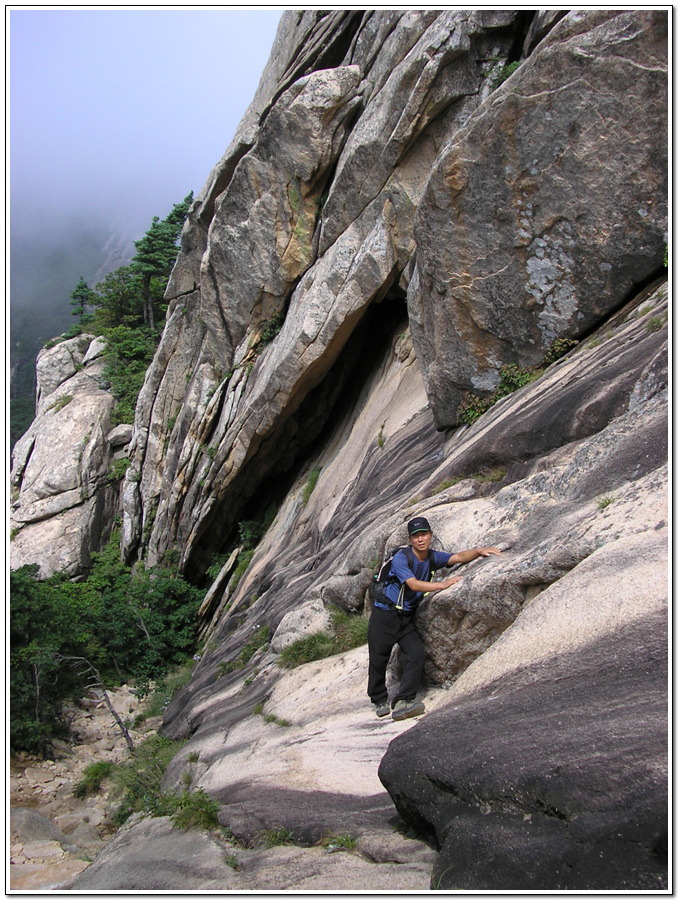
[101,325,159,425]
[458,339,578,425]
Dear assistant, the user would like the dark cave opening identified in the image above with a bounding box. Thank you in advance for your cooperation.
[190,288,410,586]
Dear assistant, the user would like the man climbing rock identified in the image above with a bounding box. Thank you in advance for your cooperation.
[368,516,501,721]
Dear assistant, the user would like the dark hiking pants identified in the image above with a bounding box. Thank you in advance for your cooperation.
[367,606,426,707]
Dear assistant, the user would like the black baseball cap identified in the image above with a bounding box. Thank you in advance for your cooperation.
[407,516,431,535]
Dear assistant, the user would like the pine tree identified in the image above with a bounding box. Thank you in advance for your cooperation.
[91,266,139,329]
[69,276,96,323]
[130,193,193,330]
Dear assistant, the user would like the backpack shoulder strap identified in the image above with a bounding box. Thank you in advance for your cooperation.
[404,546,436,581]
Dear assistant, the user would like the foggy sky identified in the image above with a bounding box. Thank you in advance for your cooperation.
[9,8,282,241]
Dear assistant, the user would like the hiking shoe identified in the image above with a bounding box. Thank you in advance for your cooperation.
[392,699,425,721]
[374,701,391,718]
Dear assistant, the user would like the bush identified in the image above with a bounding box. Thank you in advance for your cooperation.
[238,520,265,551]
[205,553,229,582]
[646,316,666,333]
[458,363,540,426]
[134,661,195,725]
[258,311,286,346]
[231,549,255,591]
[217,625,269,676]
[74,761,114,799]
[9,532,203,753]
[492,60,521,88]
[171,788,220,831]
[458,334,582,427]
[101,325,159,425]
[542,337,578,367]
[277,632,337,669]
[107,457,132,484]
[110,734,186,825]
[102,732,219,831]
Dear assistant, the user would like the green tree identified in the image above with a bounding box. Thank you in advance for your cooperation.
[91,266,142,330]
[69,275,96,324]
[101,325,159,425]
[10,566,97,752]
[81,532,203,687]
[130,193,193,331]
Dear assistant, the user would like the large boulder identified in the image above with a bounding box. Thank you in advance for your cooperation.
[410,10,668,426]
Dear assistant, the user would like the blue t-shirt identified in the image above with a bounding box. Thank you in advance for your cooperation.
[379,548,452,611]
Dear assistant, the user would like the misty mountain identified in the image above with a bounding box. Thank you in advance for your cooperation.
[9,217,136,448]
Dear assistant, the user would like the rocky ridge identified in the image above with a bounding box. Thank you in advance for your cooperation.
[120,9,667,578]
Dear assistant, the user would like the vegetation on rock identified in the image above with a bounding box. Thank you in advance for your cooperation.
[278,607,368,669]
[458,339,578,426]
[302,466,322,506]
[458,364,540,425]
[217,625,270,676]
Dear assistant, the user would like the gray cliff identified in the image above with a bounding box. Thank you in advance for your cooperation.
[11,10,668,892]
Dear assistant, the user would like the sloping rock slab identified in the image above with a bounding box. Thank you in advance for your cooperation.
[64,816,231,891]
[379,611,668,891]
[214,785,397,847]
[65,814,434,891]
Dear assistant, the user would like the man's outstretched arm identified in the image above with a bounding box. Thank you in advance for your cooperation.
[447,546,501,566]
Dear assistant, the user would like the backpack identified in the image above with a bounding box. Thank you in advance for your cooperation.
[372,546,437,611]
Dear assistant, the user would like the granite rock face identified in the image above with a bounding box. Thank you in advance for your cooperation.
[122,9,666,575]
[10,335,122,578]
[124,9,653,575]
[410,10,668,426]
[379,610,667,891]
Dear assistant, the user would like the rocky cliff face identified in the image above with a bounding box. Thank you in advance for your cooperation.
[12,9,668,892]
[120,9,667,581]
